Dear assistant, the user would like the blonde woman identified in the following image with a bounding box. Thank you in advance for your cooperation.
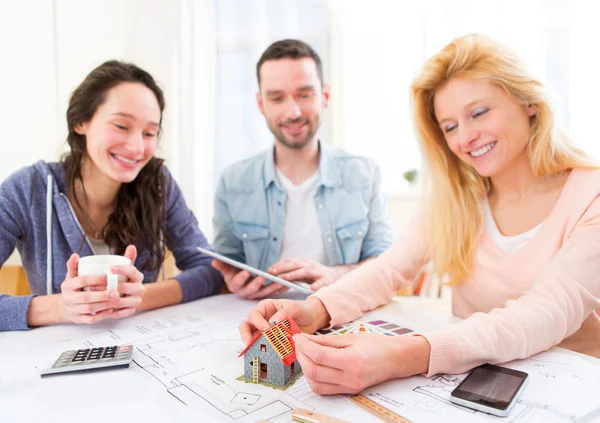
[238,34,600,395]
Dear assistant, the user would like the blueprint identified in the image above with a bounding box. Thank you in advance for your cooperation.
[0,294,373,423]
[362,351,600,423]
[2,294,599,423]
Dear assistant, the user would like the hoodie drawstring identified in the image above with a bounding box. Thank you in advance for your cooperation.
[46,174,53,295]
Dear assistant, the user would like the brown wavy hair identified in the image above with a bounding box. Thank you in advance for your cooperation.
[63,60,167,275]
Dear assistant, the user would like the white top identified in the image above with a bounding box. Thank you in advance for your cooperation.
[483,199,543,252]
[88,237,111,255]
[276,169,327,264]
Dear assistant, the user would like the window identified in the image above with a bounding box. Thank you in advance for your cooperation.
[260,344,266,352]
[328,0,597,194]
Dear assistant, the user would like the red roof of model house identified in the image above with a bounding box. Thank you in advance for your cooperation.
[238,317,301,366]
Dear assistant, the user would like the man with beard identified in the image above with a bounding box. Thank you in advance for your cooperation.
[211,39,395,299]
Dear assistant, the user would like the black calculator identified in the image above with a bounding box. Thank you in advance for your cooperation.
[39,345,133,377]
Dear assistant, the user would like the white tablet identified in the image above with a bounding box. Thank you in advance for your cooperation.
[198,247,313,295]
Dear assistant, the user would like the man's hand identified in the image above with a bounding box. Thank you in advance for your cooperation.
[268,259,343,291]
[211,260,288,300]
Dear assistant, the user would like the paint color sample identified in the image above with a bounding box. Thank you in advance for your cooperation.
[380,323,399,330]
[316,319,414,337]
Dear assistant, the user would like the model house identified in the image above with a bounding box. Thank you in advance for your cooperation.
[238,317,302,387]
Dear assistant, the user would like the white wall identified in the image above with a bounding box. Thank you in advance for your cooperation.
[6,0,596,268]
[0,0,58,182]
[0,0,218,267]
[0,0,181,176]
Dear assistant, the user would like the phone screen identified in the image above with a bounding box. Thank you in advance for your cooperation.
[452,364,528,410]
[459,367,523,402]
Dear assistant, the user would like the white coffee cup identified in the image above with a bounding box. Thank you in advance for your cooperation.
[78,255,131,292]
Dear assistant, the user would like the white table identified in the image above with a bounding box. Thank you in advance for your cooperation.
[0,294,598,423]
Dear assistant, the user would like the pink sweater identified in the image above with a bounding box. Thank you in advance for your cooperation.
[313,168,600,376]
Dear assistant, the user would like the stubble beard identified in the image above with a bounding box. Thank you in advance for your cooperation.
[271,117,320,150]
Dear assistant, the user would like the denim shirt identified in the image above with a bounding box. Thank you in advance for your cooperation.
[212,143,395,270]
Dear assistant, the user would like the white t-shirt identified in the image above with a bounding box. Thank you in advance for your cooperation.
[88,237,111,255]
[483,199,543,252]
[276,169,327,264]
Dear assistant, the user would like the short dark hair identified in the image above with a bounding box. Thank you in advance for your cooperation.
[256,39,323,87]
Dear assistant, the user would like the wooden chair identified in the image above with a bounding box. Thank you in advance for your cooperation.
[0,266,30,296]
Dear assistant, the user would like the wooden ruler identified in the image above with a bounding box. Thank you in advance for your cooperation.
[291,408,350,423]
[350,394,413,423]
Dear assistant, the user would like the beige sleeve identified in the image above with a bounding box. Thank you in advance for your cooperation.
[313,214,430,327]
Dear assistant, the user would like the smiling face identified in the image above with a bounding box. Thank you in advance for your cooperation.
[75,82,161,184]
[257,58,329,150]
[434,77,535,178]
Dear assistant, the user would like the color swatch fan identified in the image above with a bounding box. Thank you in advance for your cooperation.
[317,320,414,337]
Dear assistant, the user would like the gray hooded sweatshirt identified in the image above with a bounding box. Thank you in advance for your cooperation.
[0,161,222,331]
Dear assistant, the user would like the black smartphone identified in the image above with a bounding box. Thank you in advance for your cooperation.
[450,364,529,417]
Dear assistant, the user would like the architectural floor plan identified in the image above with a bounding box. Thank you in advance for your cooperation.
[5,295,598,423]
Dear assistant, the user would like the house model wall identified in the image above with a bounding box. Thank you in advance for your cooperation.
[239,318,302,387]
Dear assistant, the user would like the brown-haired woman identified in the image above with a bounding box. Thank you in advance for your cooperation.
[0,60,222,331]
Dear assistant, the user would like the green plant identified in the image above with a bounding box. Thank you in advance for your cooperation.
[403,169,418,185]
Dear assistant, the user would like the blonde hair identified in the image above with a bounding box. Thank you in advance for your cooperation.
[411,34,596,285]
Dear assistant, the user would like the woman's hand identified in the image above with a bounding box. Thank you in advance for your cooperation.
[292,333,432,395]
[58,254,116,324]
[58,245,145,324]
[239,297,331,344]
[107,245,146,319]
